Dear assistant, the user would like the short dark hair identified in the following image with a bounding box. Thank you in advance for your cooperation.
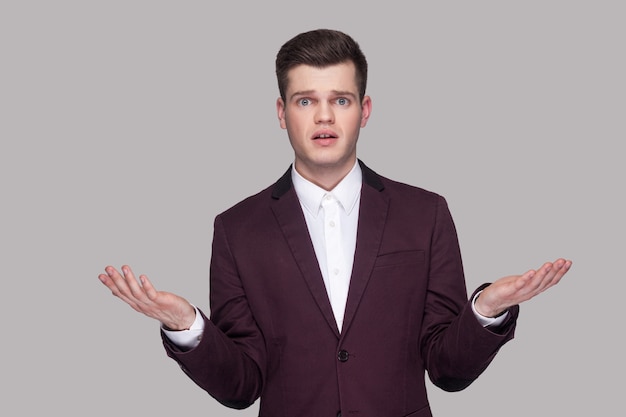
[275,29,368,102]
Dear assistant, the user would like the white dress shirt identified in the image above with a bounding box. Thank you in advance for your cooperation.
[292,161,362,332]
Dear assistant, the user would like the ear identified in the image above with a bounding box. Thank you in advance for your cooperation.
[276,97,287,129]
[360,95,372,128]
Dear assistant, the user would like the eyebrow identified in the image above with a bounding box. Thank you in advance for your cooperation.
[289,90,358,101]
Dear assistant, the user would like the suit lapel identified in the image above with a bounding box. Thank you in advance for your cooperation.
[341,163,389,336]
[269,162,389,338]
[271,168,340,337]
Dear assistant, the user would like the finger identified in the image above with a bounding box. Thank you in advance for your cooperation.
[139,274,159,301]
[105,266,130,295]
[540,258,571,290]
[102,266,131,296]
[105,266,147,306]
[509,264,550,301]
[530,259,570,295]
[551,258,572,274]
[556,259,573,278]
[99,267,143,310]
[513,269,536,291]
[120,265,149,301]
[98,272,112,288]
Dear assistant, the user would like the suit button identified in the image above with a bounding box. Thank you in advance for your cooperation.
[338,350,349,362]
[337,412,341,417]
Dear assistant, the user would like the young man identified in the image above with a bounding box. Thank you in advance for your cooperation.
[99,29,571,416]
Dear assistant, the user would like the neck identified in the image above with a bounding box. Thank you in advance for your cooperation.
[294,159,356,191]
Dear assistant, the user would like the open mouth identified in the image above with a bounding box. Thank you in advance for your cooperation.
[313,132,338,140]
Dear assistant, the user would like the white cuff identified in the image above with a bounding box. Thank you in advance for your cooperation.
[472,291,508,327]
[161,305,204,350]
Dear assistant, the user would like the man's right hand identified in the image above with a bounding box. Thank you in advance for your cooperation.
[98,265,196,331]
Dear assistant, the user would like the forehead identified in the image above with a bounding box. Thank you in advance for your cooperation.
[285,62,359,97]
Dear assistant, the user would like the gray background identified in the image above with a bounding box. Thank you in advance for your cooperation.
[1,1,623,415]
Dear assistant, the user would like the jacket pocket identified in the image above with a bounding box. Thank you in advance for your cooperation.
[374,250,425,269]
[403,404,432,416]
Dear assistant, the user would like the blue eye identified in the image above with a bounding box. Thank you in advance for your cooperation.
[299,98,311,106]
[337,98,348,105]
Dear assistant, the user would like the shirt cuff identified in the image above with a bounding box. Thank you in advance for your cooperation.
[161,305,204,350]
[472,291,509,327]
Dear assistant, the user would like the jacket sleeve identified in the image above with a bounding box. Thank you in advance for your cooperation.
[420,195,519,392]
[161,215,266,409]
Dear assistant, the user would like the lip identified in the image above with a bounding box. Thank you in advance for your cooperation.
[311,129,338,140]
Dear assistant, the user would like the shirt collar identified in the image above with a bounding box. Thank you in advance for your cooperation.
[292,161,362,218]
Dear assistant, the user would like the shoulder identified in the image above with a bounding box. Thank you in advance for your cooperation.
[216,183,275,219]
[380,175,442,200]
[361,160,446,205]
[377,175,453,223]
[214,166,293,222]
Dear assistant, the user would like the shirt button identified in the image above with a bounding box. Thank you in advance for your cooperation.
[329,220,335,227]
[338,350,349,362]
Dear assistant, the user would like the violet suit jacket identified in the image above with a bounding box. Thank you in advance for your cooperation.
[162,160,519,417]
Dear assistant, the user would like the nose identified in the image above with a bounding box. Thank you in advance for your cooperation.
[315,101,334,124]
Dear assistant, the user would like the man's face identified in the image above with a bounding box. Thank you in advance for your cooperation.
[276,62,371,183]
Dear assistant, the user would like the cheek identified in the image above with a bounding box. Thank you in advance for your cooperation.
[285,115,306,135]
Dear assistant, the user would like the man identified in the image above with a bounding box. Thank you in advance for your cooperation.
[99,29,571,416]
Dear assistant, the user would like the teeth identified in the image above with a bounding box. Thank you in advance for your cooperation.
[319,134,330,138]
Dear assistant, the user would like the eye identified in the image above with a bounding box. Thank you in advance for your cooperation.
[336,97,349,106]
[298,98,311,106]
